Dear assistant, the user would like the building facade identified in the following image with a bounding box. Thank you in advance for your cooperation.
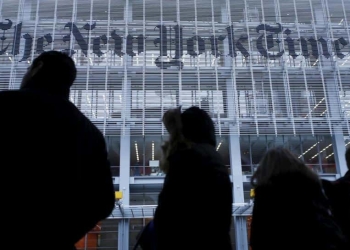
[0,0,349,249]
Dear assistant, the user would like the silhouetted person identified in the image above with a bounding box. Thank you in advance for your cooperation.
[154,106,233,250]
[0,51,115,249]
[250,148,347,250]
[322,148,350,246]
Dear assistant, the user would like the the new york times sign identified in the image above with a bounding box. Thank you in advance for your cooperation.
[0,19,348,69]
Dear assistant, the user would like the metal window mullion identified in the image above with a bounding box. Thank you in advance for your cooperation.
[194,0,201,109]
[104,0,112,92]
[308,0,332,135]
[316,135,324,173]
[8,0,25,90]
[243,0,259,136]
[284,70,297,134]
[322,0,343,93]
[30,0,40,62]
[102,0,112,136]
[142,0,146,136]
[70,0,77,54]
[160,0,164,136]
[176,0,182,107]
[85,0,94,92]
[226,0,240,135]
[122,0,130,136]
[293,0,314,135]
[210,0,221,136]
[0,0,3,19]
[323,0,350,136]
[260,0,278,136]
[340,0,350,44]
[95,90,98,119]
[50,0,58,50]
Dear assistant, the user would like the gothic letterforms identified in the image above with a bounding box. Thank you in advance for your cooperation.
[334,37,348,59]
[187,36,205,57]
[284,29,298,59]
[173,25,183,60]
[12,22,22,56]
[36,34,53,54]
[298,37,310,58]
[154,25,167,57]
[0,19,348,68]
[210,35,225,57]
[0,19,13,55]
[126,34,136,57]
[93,34,108,57]
[154,25,183,69]
[137,35,146,55]
[236,35,250,58]
[19,33,33,62]
[64,22,88,56]
[225,26,237,57]
[111,30,124,57]
[256,23,284,59]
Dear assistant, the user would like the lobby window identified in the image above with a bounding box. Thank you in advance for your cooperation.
[130,193,158,206]
[240,135,337,175]
[340,90,350,119]
[130,136,165,176]
[216,136,230,174]
[106,136,120,177]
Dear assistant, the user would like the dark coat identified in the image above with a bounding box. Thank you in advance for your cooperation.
[250,172,347,250]
[153,143,233,250]
[322,171,350,246]
[0,89,115,249]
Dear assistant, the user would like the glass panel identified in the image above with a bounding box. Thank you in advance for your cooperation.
[99,219,119,249]
[300,135,321,173]
[130,136,145,176]
[106,136,120,176]
[130,136,166,176]
[216,136,230,174]
[130,193,158,205]
[240,136,252,175]
[284,135,302,157]
[144,136,163,176]
[129,218,153,249]
[318,135,336,174]
[251,136,267,171]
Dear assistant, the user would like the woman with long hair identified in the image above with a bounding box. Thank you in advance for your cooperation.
[250,147,347,250]
[153,106,233,250]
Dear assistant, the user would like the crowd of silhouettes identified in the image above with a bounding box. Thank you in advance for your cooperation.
[0,51,349,250]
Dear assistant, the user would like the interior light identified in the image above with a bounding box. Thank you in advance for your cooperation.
[135,142,139,162]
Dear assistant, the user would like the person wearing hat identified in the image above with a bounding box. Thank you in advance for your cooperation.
[153,106,233,250]
[0,51,115,249]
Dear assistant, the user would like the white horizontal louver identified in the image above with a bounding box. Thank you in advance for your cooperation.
[0,0,349,136]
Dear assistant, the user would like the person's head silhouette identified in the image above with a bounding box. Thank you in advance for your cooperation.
[21,51,77,99]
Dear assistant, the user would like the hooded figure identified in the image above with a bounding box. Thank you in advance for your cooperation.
[154,106,233,250]
[0,51,115,250]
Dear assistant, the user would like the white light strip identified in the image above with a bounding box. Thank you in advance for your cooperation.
[152,141,154,161]
[320,109,327,117]
[310,143,332,160]
[325,153,334,159]
[216,141,222,151]
[298,142,319,159]
[304,98,325,118]
[135,142,139,162]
